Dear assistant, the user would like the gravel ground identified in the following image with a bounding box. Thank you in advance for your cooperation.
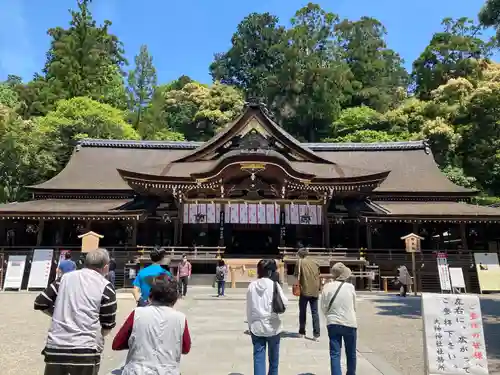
[1,290,499,375]
[356,293,500,375]
[0,292,136,375]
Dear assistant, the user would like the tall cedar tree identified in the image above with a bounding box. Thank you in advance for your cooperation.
[128,45,158,128]
[42,0,127,108]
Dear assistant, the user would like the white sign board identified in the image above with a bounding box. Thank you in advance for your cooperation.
[3,255,27,290]
[27,249,54,290]
[437,255,452,292]
[449,268,466,289]
[474,253,500,293]
[422,293,489,374]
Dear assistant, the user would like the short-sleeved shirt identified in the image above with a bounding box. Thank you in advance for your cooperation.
[133,264,172,301]
[58,259,76,275]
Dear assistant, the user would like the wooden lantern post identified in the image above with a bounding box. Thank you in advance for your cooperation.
[400,233,424,296]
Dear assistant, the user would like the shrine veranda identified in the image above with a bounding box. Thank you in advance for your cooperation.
[1,103,500,293]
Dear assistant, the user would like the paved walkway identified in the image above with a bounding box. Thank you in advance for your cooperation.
[105,287,402,375]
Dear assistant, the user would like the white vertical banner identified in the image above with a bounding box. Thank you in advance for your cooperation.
[290,204,299,225]
[274,204,280,224]
[28,249,54,290]
[183,203,190,224]
[3,255,27,291]
[437,253,452,292]
[248,204,258,224]
[239,204,248,224]
[258,204,267,224]
[215,203,221,223]
[206,203,216,223]
[188,204,197,224]
[309,205,318,225]
[225,204,231,224]
[230,203,239,224]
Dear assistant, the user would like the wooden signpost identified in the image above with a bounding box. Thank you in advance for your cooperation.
[401,233,423,296]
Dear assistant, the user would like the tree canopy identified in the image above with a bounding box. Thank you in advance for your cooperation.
[1,0,500,202]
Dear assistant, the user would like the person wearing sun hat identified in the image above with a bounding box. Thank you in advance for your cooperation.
[320,262,357,375]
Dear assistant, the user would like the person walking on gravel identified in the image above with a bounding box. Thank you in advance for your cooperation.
[34,248,117,375]
[321,262,357,375]
[294,248,321,340]
[177,254,192,297]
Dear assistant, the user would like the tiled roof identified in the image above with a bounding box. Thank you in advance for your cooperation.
[78,138,428,152]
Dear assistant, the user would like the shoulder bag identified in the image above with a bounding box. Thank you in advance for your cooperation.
[272,281,286,314]
[327,281,346,313]
[292,259,301,297]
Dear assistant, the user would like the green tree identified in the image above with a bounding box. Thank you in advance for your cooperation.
[0,83,19,108]
[0,105,57,202]
[41,0,127,110]
[163,81,244,141]
[128,45,157,128]
[274,3,351,141]
[335,17,409,111]
[331,106,384,138]
[209,12,286,100]
[39,97,139,167]
[325,129,414,143]
[412,17,493,99]
[479,0,500,38]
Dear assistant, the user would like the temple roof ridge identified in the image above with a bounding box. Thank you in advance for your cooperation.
[77,138,428,152]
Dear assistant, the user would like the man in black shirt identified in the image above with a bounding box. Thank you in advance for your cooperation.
[108,258,117,287]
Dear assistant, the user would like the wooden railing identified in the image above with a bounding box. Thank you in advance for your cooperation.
[135,246,225,262]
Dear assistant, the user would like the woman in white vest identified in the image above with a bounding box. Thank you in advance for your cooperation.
[112,280,191,374]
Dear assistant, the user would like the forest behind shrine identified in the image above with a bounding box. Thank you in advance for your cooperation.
[3,0,500,204]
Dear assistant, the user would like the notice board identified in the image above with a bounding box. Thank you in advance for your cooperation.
[3,255,27,290]
[27,249,54,290]
[474,253,500,293]
[422,293,489,374]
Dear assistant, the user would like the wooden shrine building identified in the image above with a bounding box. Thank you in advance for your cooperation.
[1,103,500,291]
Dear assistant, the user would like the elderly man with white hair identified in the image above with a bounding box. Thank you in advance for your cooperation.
[34,248,117,375]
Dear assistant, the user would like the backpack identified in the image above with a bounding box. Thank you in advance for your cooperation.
[216,267,225,281]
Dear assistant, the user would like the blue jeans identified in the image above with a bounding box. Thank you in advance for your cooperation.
[299,295,320,337]
[327,324,357,375]
[251,333,280,375]
[217,280,225,296]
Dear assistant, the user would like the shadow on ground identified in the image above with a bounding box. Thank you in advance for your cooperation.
[371,295,500,369]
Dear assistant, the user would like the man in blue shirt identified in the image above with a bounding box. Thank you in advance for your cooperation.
[132,248,173,306]
[56,252,76,278]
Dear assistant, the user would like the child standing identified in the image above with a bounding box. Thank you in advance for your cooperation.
[215,259,228,297]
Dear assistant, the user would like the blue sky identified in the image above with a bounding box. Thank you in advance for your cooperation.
[0,0,496,84]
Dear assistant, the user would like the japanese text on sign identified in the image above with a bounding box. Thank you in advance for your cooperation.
[422,293,489,374]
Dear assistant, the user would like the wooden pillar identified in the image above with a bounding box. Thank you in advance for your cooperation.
[179,203,184,246]
[460,223,468,250]
[366,222,372,250]
[173,218,179,246]
[131,220,138,247]
[279,203,286,247]
[323,209,330,248]
[355,221,360,249]
[219,203,225,247]
[36,219,45,246]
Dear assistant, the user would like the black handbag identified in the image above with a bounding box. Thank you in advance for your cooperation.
[272,281,286,314]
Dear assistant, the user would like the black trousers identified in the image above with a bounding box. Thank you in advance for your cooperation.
[179,276,189,296]
[44,364,100,375]
[401,284,408,297]
[299,295,320,337]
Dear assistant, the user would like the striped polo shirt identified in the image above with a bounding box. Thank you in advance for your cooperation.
[34,268,117,366]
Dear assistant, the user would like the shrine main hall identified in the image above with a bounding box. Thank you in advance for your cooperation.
[1,103,500,291]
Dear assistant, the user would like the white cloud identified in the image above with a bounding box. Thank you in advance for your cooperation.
[0,0,36,81]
